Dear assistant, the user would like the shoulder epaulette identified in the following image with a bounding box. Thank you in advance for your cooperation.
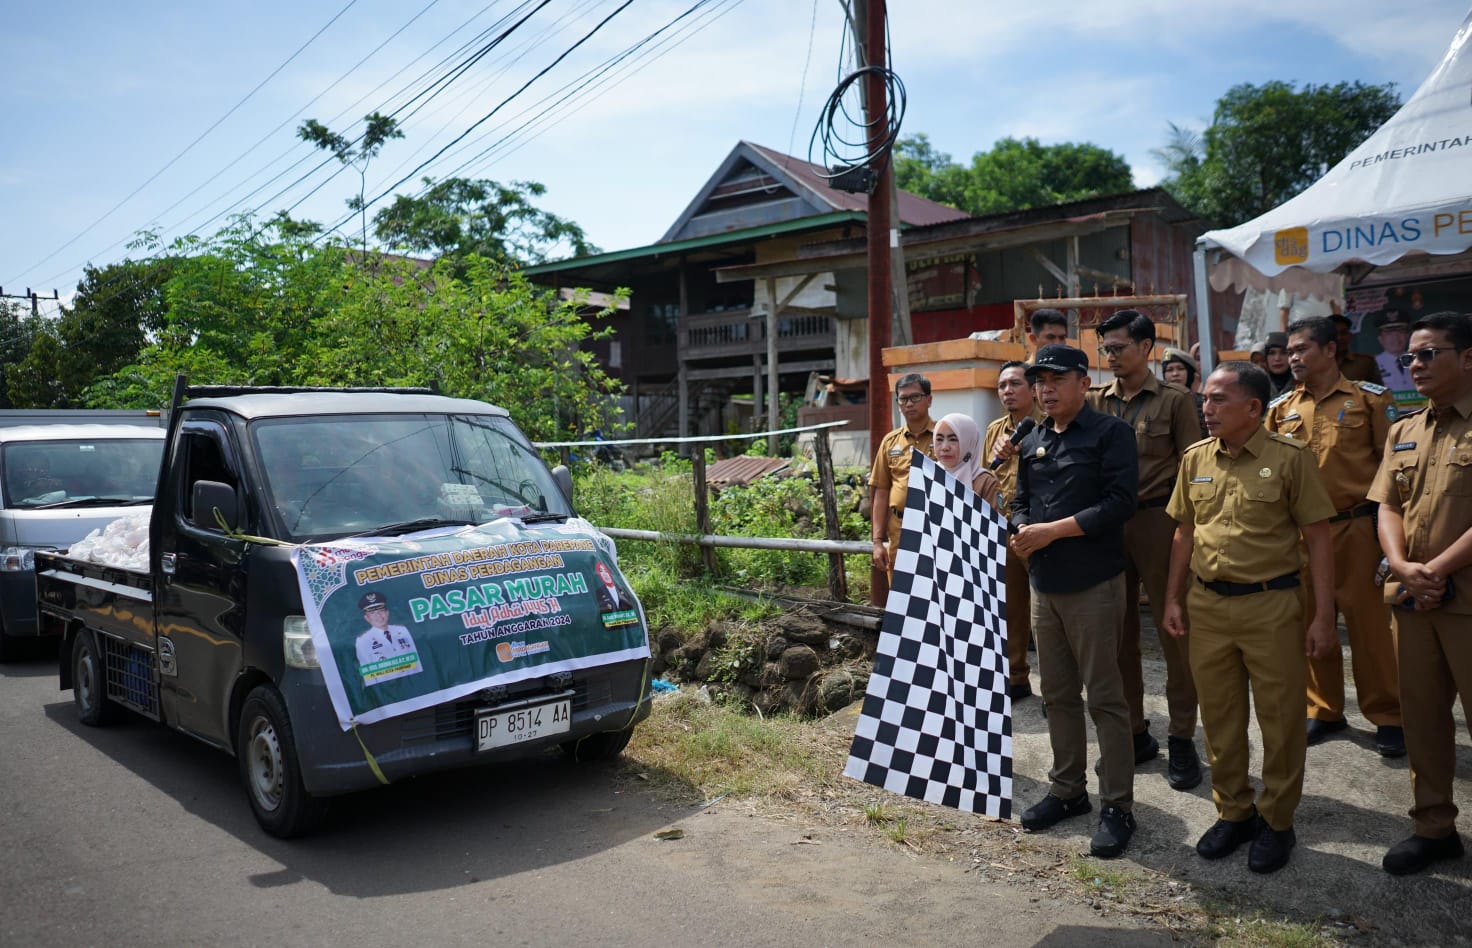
[1392,406,1427,420]
[1268,390,1294,409]
[1162,380,1193,396]
[1184,435,1215,453]
[1267,431,1309,449]
[1355,380,1389,395]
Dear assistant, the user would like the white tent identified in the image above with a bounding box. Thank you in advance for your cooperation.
[1193,9,1472,368]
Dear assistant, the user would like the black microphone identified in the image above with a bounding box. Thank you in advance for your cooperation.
[989,417,1036,470]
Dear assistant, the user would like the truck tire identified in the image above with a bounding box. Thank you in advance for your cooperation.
[72,629,122,726]
[236,685,324,839]
[0,622,16,663]
[561,728,633,763]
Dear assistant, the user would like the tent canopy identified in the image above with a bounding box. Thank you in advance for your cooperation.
[1201,10,1472,277]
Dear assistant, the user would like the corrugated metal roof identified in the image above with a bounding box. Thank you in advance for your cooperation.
[706,456,791,489]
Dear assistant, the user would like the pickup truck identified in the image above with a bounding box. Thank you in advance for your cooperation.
[39,384,652,838]
[0,424,165,659]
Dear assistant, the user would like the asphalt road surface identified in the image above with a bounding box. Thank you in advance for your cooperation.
[0,647,1160,948]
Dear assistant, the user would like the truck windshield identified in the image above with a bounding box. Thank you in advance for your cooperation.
[2,439,162,508]
[251,413,573,540]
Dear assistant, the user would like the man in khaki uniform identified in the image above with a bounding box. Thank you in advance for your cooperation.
[1267,316,1403,756]
[870,373,935,580]
[1368,311,1472,876]
[1163,361,1337,874]
[1088,310,1204,789]
[984,359,1044,701]
[1331,312,1384,385]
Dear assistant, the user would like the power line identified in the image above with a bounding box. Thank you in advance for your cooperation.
[316,0,639,243]
[6,0,362,287]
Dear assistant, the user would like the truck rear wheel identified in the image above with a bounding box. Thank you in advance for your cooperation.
[72,629,122,726]
[237,685,324,839]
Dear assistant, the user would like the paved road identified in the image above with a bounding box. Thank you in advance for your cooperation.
[0,648,1159,948]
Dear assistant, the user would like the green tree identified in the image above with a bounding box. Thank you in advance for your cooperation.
[298,112,404,256]
[0,301,50,408]
[373,176,598,266]
[893,134,1134,216]
[1154,80,1401,227]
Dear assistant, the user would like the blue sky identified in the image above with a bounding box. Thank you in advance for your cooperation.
[3,0,1467,314]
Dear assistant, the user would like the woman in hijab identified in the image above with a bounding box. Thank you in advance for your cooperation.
[933,413,1001,510]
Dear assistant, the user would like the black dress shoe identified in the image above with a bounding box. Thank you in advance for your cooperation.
[1248,824,1297,873]
[1020,792,1091,831]
[1383,833,1465,875]
[1009,680,1033,701]
[1167,736,1202,791]
[1133,727,1160,764]
[1090,806,1136,858]
[1376,725,1407,758]
[1305,717,1348,746]
[1196,811,1260,859]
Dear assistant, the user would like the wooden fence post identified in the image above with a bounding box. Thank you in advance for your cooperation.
[691,448,718,575]
[814,429,848,602]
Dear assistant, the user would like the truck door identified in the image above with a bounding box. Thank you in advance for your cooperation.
[154,416,248,747]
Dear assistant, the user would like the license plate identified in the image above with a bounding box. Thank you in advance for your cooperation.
[476,699,571,751]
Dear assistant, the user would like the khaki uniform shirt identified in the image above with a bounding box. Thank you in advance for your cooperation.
[1368,392,1472,615]
[1167,425,1336,583]
[982,406,1044,513]
[1340,352,1383,385]
[1087,374,1203,501]
[1265,375,1395,513]
[869,421,935,515]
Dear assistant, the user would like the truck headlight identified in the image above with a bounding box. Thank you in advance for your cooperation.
[283,616,319,669]
[0,547,38,572]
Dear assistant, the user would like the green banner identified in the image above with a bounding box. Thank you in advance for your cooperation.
[293,518,649,728]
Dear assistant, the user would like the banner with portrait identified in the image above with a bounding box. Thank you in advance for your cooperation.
[292,518,649,729]
[1343,275,1472,412]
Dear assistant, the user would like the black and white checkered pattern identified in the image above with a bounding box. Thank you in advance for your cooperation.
[844,451,1013,818]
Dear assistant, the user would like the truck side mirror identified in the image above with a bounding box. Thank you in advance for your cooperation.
[193,480,239,532]
[551,465,573,503]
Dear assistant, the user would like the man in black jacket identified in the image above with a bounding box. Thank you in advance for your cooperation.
[1010,344,1140,858]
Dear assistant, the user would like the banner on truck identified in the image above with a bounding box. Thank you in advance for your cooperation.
[292,518,649,729]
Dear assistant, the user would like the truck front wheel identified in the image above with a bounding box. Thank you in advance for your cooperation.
[237,685,324,839]
[72,630,122,726]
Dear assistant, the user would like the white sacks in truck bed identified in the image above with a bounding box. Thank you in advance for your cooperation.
[67,512,151,571]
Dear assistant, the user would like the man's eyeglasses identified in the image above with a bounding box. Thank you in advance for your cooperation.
[896,393,928,405]
[1098,343,1131,357]
[1395,346,1459,370]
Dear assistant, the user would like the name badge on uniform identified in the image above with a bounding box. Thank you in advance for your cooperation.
[1392,441,1417,452]
[888,447,904,456]
[1190,476,1213,483]
[1279,412,1301,423]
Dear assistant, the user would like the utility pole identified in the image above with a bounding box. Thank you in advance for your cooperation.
[859,0,892,464]
[0,287,58,316]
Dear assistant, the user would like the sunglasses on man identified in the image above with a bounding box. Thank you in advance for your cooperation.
[1395,346,1460,370]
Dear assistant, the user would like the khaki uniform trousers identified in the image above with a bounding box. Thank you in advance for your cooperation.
[1187,583,1307,831]
[1392,606,1472,838]
[1304,516,1401,725]
[1032,573,1134,811]
[884,510,903,584]
[1006,553,1032,686]
[1119,504,1198,738]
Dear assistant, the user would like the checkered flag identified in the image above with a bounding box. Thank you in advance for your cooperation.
[844,451,1013,818]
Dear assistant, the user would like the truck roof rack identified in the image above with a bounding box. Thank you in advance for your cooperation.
[184,384,439,398]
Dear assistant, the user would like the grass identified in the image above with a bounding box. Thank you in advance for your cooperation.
[1069,858,1132,895]
[622,566,780,640]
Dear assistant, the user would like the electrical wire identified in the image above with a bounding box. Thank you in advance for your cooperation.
[806,64,905,182]
[786,0,822,157]
[313,0,639,244]
[6,0,362,287]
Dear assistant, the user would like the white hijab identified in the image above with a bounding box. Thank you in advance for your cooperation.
[936,413,984,493]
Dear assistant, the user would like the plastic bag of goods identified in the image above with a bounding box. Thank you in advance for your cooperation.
[68,512,151,570]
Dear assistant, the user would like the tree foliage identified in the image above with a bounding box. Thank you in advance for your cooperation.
[1154,80,1401,227]
[83,218,625,443]
[373,177,598,266]
[894,134,1134,216]
[0,301,53,409]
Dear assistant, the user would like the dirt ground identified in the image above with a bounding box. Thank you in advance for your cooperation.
[766,614,1472,946]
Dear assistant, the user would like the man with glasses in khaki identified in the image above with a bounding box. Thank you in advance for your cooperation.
[1089,310,1205,790]
[1370,312,1472,875]
[870,373,936,581]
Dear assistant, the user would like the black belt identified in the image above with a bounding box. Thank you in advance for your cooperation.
[1198,572,1300,598]
[1138,495,1169,510]
[1328,503,1376,523]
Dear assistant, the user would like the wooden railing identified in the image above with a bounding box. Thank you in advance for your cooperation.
[682,309,835,360]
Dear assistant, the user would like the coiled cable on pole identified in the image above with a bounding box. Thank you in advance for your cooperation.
[806,64,905,188]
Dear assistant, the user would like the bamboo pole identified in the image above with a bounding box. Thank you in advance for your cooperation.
[690,448,718,575]
[814,428,848,601]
